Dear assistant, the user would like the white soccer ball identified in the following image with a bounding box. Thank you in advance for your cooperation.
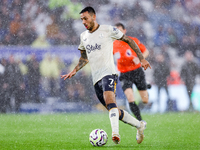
[89,129,108,146]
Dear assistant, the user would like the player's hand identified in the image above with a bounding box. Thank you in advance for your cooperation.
[60,69,76,80]
[141,59,151,70]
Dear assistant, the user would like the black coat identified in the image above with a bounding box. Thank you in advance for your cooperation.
[180,61,199,87]
[153,62,170,86]
[4,62,23,90]
[26,60,41,87]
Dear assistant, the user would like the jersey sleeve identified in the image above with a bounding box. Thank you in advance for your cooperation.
[109,25,123,40]
[78,33,85,51]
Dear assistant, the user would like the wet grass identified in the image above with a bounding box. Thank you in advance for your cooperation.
[0,112,200,150]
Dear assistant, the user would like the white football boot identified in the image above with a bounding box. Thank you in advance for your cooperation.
[136,120,147,144]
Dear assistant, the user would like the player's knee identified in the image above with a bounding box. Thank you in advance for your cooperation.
[142,95,149,104]
[140,91,149,104]
[143,100,148,104]
[104,91,115,104]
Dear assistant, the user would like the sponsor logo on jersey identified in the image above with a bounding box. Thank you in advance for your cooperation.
[86,43,101,54]
[99,33,104,38]
[126,49,132,56]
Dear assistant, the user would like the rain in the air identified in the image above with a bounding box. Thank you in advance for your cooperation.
[0,0,200,149]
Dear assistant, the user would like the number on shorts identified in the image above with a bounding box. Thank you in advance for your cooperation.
[109,78,114,86]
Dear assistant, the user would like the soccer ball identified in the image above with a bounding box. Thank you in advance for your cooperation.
[89,129,108,146]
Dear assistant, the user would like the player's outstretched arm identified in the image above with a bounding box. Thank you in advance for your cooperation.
[121,35,151,70]
[61,50,89,80]
[143,49,149,59]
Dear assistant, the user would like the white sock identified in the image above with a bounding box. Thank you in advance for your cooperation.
[122,110,140,128]
[109,108,119,135]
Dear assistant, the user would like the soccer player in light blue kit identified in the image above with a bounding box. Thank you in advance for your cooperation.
[61,6,151,145]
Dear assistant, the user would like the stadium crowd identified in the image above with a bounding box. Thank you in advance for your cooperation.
[0,0,199,52]
[0,53,97,113]
[0,0,200,113]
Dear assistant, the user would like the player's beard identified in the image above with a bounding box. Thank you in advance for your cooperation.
[88,20,95,31]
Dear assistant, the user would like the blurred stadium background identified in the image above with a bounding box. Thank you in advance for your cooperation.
[0,0,200,114]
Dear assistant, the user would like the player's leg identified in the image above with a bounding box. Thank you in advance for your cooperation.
[121,69,147,143]
[118,108,147,144]
[120,71,143,121]
[94,75,120,144]
[134,67,149,104]
[124,88,142,121]
[138,90,148,104]
[134,67,150,117]
[95,75,146,144]
[104,91,121,144]
[102,75,121,144]
[104,85,146,144]
[108,75,146,144]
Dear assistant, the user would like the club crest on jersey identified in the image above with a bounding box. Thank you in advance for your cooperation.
[113,27,119,34]
[86,43,101,54]
[99,33,104,38]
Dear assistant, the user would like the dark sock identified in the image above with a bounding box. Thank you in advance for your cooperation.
[107,103,117,111]
[129,102,142,121]
[119,109,124,120]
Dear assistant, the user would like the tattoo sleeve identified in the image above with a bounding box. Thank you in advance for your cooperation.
[121,35,144,60]
[75,50,89,72]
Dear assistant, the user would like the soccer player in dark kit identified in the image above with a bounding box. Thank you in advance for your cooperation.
[113,23,150,121]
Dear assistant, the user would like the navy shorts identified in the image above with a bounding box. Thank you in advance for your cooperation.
[119,67,147,91]
[94,74,118,107]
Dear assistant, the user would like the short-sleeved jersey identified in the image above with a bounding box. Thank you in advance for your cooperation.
[113,36,147,73]
[78,25,123,84]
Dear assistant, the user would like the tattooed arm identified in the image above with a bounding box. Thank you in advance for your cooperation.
[61,50,89,80]
[121,35,144,60]
[120,35,151,70]
[75,50,89,72]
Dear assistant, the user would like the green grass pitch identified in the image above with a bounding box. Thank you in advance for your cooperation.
[0,112,200,150]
